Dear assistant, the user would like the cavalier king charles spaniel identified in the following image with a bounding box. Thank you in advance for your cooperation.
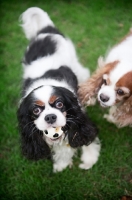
[79,29,132,128]
[17,7,100,172]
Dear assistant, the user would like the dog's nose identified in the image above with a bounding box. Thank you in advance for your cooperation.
[45,114,57,124]
[100,93,109,102]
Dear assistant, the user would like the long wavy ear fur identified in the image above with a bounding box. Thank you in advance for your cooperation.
[67,111,98,148]
[17,101,51,160]
[112,95,132,127]
[78,61,119,106]
[63,91,98,148]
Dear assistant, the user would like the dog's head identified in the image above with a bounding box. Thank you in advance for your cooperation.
[97,62,132,107]
[79,60,132,108]
[18,85,97,160]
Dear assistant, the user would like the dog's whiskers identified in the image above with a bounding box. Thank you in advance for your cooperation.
[29,126,37,137]
[72,132,78,141]
[23,121,34,130]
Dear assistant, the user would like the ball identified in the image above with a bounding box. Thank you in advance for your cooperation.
[43,127,63,139]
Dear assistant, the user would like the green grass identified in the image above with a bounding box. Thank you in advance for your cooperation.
[0,0,132,199]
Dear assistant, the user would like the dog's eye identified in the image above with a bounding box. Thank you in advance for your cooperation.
[33,107,42,115]
[55,101,63,109]
[117,89,124,96]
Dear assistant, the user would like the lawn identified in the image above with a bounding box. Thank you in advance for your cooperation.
[0,0,132,199]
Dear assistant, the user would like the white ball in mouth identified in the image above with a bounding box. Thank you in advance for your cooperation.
[43,127,63,140]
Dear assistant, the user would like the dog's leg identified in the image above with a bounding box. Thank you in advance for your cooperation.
[104,106,117,123]
[79,137,101,170]
[52,144,76,172]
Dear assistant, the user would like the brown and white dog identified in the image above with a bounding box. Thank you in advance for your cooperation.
[78,29,132,128]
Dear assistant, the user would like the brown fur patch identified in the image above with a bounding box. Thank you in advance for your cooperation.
[105,71,132,127]
[106,77,111,85]
[116,71,132,93]
[112,95,132,127]
[103,61,119,74]
[35,100,45,106]
[49,95,58,104]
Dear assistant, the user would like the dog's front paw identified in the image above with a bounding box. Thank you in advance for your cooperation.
[79,163,93,170]
[104,114,115,123]
[53,164,65,173]
[79,139,101,170]
[53,162,73,173]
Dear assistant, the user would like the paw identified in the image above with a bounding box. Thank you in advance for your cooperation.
[79,163,93,170]
[53,164,65,173]
[79,139,101,170]
[53,162,73,173]
[104,114,109,119]
[104,114,115,123]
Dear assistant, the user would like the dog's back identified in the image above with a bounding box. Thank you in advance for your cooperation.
[20,7,90,88]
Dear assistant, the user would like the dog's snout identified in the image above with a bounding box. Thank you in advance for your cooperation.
[45,114,57,124]
[100,93,109,102]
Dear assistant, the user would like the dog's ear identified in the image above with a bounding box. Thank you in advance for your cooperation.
[67,111,98,148]
[63,92,98,147]
[17,99,51,160]
[78,61,119,106]
[111,95,132,128]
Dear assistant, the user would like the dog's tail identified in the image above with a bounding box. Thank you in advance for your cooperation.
[20,7,54,40]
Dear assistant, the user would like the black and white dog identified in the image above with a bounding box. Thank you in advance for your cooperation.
[17,7,100,172]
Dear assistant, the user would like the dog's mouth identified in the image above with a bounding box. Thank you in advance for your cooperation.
[99,100,117,108]
[100,102,108,108]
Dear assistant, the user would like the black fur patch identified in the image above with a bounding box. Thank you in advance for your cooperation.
[22,66,78,96]
[43,66,78,92]
[17,93,51,160]
[38,25,64,37]
[24,35,56,64]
